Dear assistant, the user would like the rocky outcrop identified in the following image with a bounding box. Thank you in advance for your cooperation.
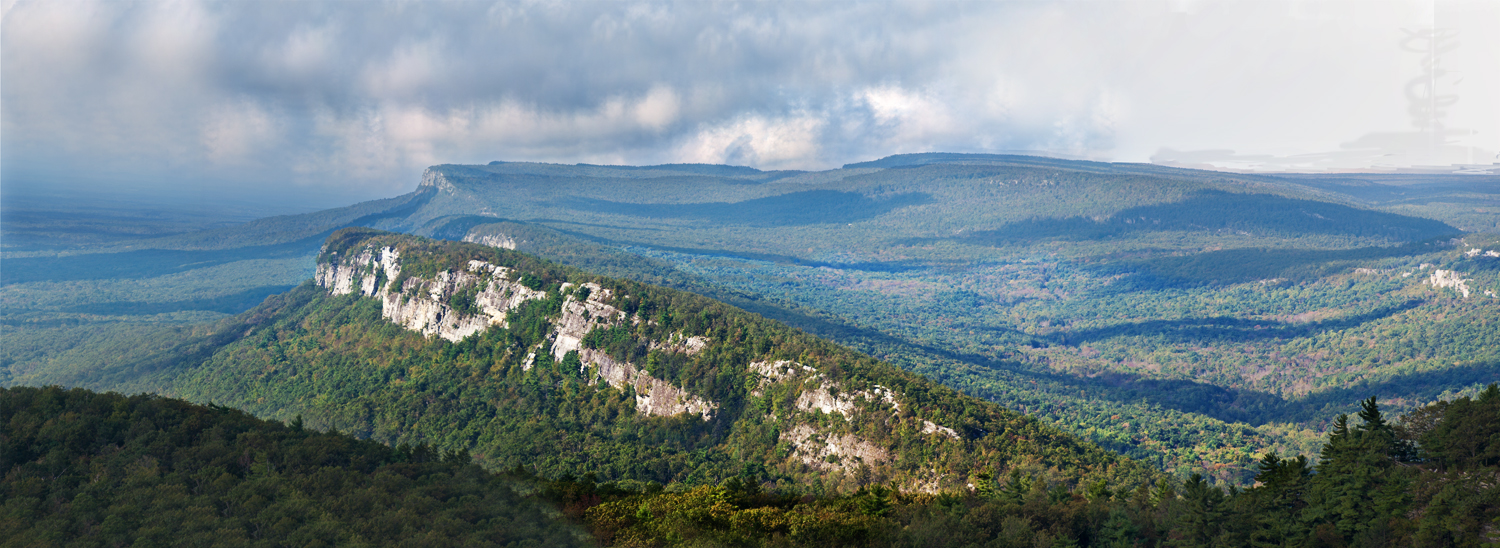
[550,283,628,361]
[795,384,862,417]
[1428,269,1472,299]
[921,420,960,439]
[750,360,903,421]
[783,423,889,472]
[749,358,958,470]
[579,348,717,420]
[317,246,401,297]
[651,334,710,355]
[749,360,814,384]
[417,167,458,192]
[316,246,546,342]
[320,246,719,419]
[463,232,517,250]
[547,286,718,419]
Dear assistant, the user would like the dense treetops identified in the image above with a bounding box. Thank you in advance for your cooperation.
[491,386,1500,547]
[0,385,589,547]
[9,385,1493,547]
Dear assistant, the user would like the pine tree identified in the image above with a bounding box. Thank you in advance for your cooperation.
[1304,398,1412,544]
[1249,451,1311,547]
[1169,473,1226,547]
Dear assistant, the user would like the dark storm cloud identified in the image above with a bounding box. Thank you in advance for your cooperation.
[3,1,1495,202]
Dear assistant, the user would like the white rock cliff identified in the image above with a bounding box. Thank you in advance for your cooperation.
[317,245,718,419]
[1428,269,1472,299]
[317,247,548,342]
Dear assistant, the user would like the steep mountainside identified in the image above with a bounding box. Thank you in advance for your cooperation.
[17,229,1157,494]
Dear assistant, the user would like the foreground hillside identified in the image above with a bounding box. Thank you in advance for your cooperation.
[17,229,1157,494]
[8,385,1494,547]
[563,387,1500,547]
[0,386,589,547]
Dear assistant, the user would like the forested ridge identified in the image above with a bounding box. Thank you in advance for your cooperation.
[399,158,1491,484]
[13,230,1158,496]
[6,385,1494,547]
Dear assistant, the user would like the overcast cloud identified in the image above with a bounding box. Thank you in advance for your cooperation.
[3,0,1496,204]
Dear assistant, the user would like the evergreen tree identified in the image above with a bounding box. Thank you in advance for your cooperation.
[1169,473,1226,547]
[1303,398,1412,544]
[1411,383,1500,547]
[1248,452,1311,547]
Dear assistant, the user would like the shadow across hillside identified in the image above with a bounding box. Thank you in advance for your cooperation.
[1083,242,1439,289]
[61,284,298,316]
[562,190,933,227]
[734,290,1491,427]
[1081,361,1500,426]
[1268,362,1500,423]
[1273,175,1500,206]
[1056,298,1426,345]
[2,191,434,286]
[529,223,933,273]
[420,214,511,240]
[964,190,1459,245]
[2,234,328,285]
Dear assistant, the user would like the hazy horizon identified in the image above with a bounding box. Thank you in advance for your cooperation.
[4,0,1497,207]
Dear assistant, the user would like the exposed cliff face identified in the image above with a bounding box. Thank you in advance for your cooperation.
[418,167,458,193]
[317,244,718,419]
[580,348,717,420]
[546,282,720,420]
[748,357,959,478]
[1429,269,1472,299]
[463,232,518,250]
[317,246,547,342]
[783,423,889,472]
[316,246,401,297]
[651,334,710,355]
[550,283,627,361]
[752,360,886,417]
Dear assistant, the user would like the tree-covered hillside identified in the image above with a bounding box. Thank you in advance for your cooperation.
[552,387,1500,547]
[392,156,1491,483]
[0,385,589,547]
[11,230,1159,496]
[11,384,1490,547]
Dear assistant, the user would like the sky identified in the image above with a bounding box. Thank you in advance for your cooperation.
[3,0,1497,207]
